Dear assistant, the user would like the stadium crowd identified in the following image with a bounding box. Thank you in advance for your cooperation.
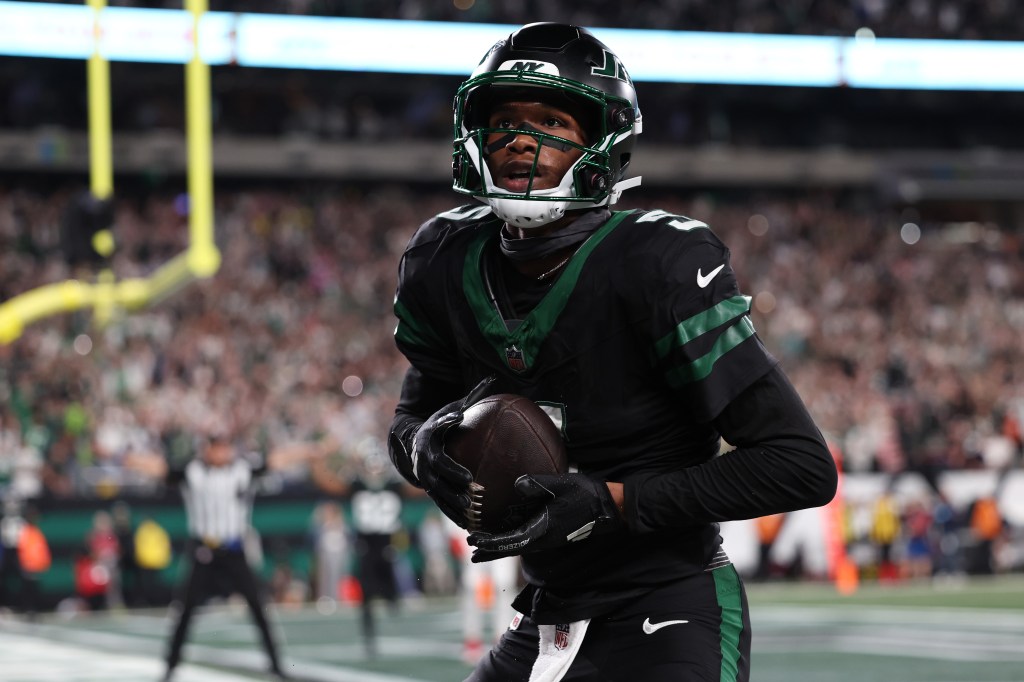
[1,181,1022,621]
[1,183,1022,503]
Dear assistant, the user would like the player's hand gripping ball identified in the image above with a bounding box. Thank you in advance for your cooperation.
[444,394,568,532]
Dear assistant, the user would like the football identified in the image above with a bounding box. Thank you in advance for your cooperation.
[445,394,568,532]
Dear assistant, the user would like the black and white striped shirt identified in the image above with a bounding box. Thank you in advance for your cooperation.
[179,457,257,545]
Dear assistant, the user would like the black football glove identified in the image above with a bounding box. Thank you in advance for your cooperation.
[467,472,623,562]
[390,376,495,528]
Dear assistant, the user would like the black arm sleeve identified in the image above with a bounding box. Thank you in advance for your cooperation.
[624,365,838,532]
[387,365,465,485]
[245,451,269,478]
[166,466,186,487]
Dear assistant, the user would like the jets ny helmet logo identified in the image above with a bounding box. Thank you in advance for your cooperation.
[590,49,631,83]
[497,59,560,76]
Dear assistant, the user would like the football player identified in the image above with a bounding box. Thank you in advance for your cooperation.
[387,22,837,681]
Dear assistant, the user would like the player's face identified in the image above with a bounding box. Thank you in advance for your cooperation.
[484,100,588,194]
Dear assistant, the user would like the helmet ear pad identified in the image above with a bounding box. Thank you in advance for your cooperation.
[579,166,612,198]
[452,149,482,191]
[608,105,635,132]
[570,104,636,199]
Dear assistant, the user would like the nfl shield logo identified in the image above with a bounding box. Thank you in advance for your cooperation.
[554,623,571,651]
[505,344,527,372]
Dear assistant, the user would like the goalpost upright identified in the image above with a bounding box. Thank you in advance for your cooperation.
[0,0,220,344]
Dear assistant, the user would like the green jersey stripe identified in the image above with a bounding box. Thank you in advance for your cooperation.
[665,316,756,387]
[394,299,445,350]
[713,565,745,682]
[463,210,634,372]
[655,295,751,360]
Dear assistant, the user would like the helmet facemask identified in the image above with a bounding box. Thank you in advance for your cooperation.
[453,70,640,230]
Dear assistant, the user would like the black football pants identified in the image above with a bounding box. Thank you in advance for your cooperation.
[466,564,751,682]
[165,543,283,673]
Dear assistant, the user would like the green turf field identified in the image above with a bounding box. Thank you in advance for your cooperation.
[2,575,1023,682]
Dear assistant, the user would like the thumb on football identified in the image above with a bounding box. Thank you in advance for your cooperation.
[513,474,558,502]
[461,375,497,410]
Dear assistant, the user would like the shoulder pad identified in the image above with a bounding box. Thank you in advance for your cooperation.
[609,209,730,292]
[407,204,495,250]
[618,209,725,254]
[631,209,710,233]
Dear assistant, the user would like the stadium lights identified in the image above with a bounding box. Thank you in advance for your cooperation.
[2,1,1024,91]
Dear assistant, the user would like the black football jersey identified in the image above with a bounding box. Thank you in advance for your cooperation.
[349,478,404,538]
[394,204,777,620]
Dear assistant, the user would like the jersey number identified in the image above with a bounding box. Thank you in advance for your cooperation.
[636,210,708,232]
[352,490,402,535]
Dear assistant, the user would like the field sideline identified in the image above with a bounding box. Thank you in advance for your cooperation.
[1,575,1022,682]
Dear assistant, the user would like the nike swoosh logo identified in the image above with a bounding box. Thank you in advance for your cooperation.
[642,617,689,634]
[697,264,725,288]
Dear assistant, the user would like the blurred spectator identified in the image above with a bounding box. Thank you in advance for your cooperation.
[446,518,519,665]
[269,550,309,608]
[417,510,456,597]
[967,494,1005,574]
[0,408,43,500]
[86,509,122,608]
[900,499,934,579]
[112,501,140,607]
[754,513,786,580]
[310,501,350,607]
[133,515,172,606]
[1,499,50,616]
[73,543,111,611]
[15,504,51,618]
[931,493,965,578]
[869,491,901,580]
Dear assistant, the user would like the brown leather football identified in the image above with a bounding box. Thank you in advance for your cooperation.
[445,394,568,532]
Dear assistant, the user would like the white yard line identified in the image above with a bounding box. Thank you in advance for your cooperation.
[0,632,254,682]
[0,618,441,682]
[752,603,1024,662]
[756,604,1024,629]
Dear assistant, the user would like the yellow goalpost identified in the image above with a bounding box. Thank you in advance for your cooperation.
[0,0,220,344]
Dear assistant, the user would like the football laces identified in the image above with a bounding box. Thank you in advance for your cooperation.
[467,481,486,530]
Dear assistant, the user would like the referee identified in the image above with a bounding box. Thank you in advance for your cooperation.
[161,433,288,681]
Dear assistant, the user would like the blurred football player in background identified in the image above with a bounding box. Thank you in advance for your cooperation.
[387,22,838,681]
[310,437,418,658]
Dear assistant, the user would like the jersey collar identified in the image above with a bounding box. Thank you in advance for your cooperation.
[463,210,634,373]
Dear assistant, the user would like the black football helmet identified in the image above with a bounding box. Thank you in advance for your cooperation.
[452,23,643,229]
